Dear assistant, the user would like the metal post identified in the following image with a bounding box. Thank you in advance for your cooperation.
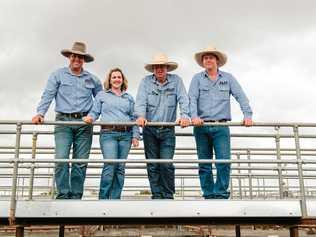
[9,122,22,225]
[50,169,56,199]
[290,226,299,237]
[230,176,234,199]
[247,150,253,199]
[237,154,242,199]
[16,226,24,237]
[235,225,241,237]
[28,132,37,200]
[293,125,307,217]
[181,177,184,200]
[59,225,65,237]
[275,126,284,199]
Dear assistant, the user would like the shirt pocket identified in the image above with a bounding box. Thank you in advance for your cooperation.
[199,87,210,99]
[83,79,95,95]
[148,94,158,107]
[59,80,73,95]
[217,86,230,100]
[167,93,176,107]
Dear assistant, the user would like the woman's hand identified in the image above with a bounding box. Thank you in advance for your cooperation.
[83,116,93,124]
[132,138,139,147]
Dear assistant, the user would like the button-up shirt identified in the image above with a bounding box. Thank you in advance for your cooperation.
[36,67,102,116]
[188,70,252,120]
[88,90,140,139]
[135,74,190,122]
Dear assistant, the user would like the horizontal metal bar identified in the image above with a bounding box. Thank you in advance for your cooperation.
[2,120,316,127]
[0,158,315,164]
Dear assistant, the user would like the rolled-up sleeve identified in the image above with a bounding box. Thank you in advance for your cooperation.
[36,73,59,116]
[188,75,200,119]
[134,79,147,118]
[230,75,253,119]
[176,76,190,119]
[92,76,103,97]
[87,92,102,121]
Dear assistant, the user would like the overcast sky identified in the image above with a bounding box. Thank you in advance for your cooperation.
[1,0,316,123]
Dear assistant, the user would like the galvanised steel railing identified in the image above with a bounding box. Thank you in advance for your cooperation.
[0,120,316,223]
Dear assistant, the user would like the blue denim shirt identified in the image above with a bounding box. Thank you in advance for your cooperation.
[188,70,252,120]
[36,67,102,116]
[88,90,140,139]
[135,74,190,122]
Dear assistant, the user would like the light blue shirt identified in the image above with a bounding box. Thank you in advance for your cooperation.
[88,90,140,139]
[36,67,102,116]
[188,70,252,121]
[135,74,190,122]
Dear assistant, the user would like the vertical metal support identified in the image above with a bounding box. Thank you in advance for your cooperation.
[290,226,299,237]
[230,176,234,199]
[235,225,241,237]
[275,126,284,199]
[15,226,24,237]
[237,154,242,199]
[181,177,184,200]
[293,125,307,217]
[28,132,38,200]
[50,169,56,199]
[59,225,65,237]
[247,150,253,199]
[9,122,22,225]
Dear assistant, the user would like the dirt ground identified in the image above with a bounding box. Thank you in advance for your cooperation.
[1,225,316,237]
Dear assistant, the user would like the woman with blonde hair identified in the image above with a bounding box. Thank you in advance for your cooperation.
[84,68,139,199]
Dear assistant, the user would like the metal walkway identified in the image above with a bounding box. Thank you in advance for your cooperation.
[0,120,316,236]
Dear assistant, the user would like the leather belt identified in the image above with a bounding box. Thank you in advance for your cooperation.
[204,119,228,123]
[101,125,132,132]
[58,112,88,119]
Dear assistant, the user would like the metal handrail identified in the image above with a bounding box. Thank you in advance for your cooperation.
[1,120,316,223]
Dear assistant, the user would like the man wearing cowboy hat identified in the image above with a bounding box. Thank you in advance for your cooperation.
[32,42,102,199]
[189,45,253,199]
[135,53,190,199]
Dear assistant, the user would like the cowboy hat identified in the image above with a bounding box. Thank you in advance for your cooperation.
[145,53,178,73]
[61,41,94,63]
[195,45,227,67]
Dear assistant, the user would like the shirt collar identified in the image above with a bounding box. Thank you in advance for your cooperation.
[66,67,89,77]
[150,74,170,86]
[105,89,128,96]
[204,70,223,79]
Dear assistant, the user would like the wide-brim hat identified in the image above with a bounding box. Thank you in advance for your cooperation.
[145,53,178,73]
[195,45,227,67]
[61,41,94,63]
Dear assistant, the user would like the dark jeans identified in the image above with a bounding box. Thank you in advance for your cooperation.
[54,113,93,199]
[194,126,231,199]
[143,127,175,199]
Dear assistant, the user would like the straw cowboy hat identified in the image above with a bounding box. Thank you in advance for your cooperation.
[145,53,178,73]
[195,45,227,67]
[61,41,94,63]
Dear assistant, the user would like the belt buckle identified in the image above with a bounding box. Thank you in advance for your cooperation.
[73,113,79,119]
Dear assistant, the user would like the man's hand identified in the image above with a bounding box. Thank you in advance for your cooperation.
[32,115,44,124]
[136,117,147,127]
[132,138,139,147]
[191,117,204,126]
[243,118,253,127]
[176,118,190,128]
[83,116,93,124]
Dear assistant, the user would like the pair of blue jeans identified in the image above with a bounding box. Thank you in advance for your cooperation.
[54,113,93,199]
[143,127,175,199]
[99,130,132,199]
[193,126,231,199]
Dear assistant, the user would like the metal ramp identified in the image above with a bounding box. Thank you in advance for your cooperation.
[1,120,316,236]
